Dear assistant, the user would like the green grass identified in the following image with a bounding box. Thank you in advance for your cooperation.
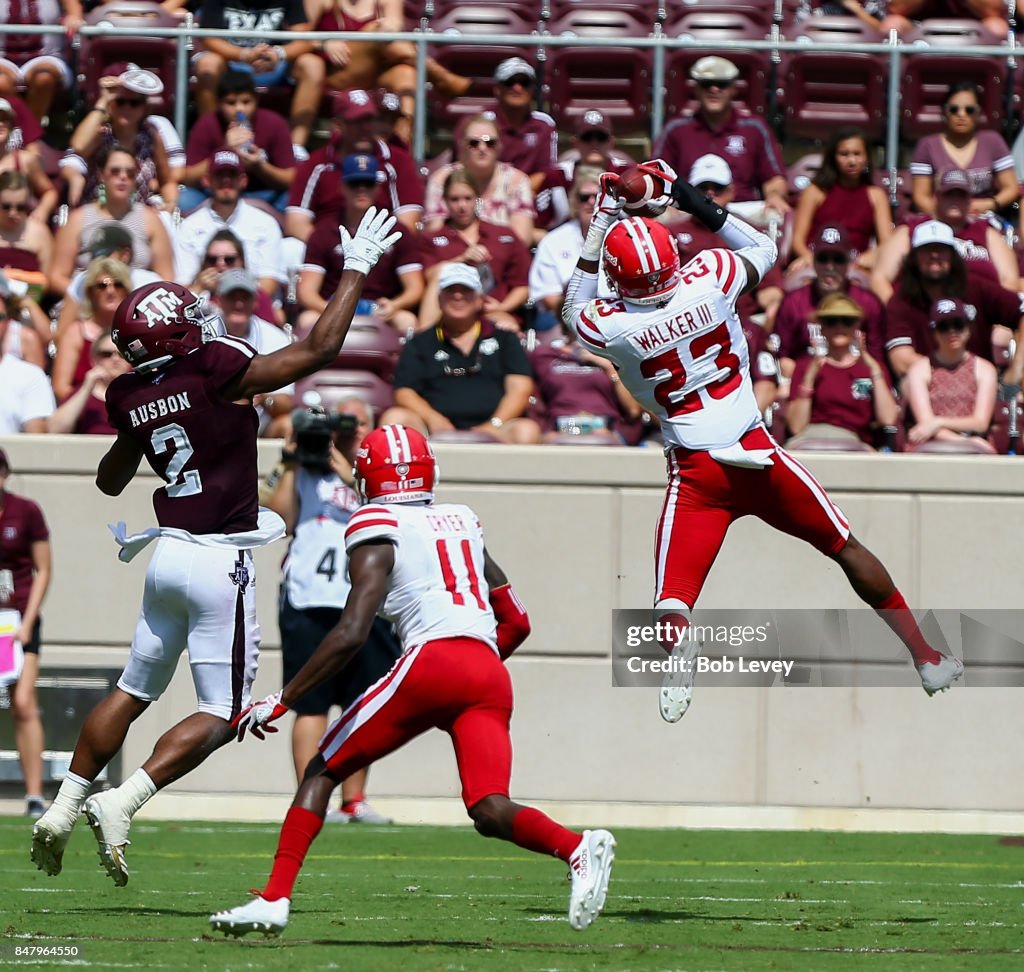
[2,817,1022,971]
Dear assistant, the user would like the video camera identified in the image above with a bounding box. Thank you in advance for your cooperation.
[290,406,358,471]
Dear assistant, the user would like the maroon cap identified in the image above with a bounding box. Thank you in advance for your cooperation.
[375,87,402,117]
[575,108,612,137]
[929,297,972,328]
[209,148,244,174]
[937,169,971,195]
[333,88,377,122]
[809,225,851,257]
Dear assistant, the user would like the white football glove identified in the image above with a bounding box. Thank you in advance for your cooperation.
[232,690,289,742]
[340,206,402,276]
[581,171,625,260]
[637,158,678,217]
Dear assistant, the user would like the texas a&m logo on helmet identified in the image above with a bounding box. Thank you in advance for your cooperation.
[111,281,218,372]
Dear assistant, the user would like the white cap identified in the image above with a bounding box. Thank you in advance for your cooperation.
[494,57,536,83]
[911,219,956,250]
[119,66,164,96]
[438,263,483,293]
[690,56,739,83]
[688,154,733,187]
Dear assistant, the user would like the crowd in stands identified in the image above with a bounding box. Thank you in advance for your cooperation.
[1,0,1024,455]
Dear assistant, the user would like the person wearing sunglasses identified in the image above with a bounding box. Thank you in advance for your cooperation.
[63,65,180,211]
[48,329,132,435]
[0,99,57,226]
[910,81,1018,221]
[298,152,423,337]
[0,171,53,305]
[786,291,899,449]
[487,57,557,192]
[653,56,789,220]
[190,228,280,326]
[424,115,535,247]
[50,144,174,298]
[902,297,999,452]
[885,219,1024,383]
[50,257,132,402]
[383,263,540,443]
[418,169,530,331]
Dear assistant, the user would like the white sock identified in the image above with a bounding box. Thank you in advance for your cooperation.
[52,772,92,818]
[116,768,158,817]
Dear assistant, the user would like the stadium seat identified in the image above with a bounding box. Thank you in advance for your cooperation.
[426,5,544,130]
[544,7,655,134]
[788,437,874,452]
[79,2,180,112]
[547,0,660,27]
[664,0,774,29]
[295,370,395,416]
[331,317,403,383]
[781,17,887,141]
[664,12,775,120]
[900,20,1008,141]
[910,438,996,454]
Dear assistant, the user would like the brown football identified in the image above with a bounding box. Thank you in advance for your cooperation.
[615,165,667,217]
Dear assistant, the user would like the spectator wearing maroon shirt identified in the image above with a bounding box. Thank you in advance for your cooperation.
[0,94,43,154]
[787,292,900,449]
[871,169,1020,303]
[48,329,131,435]
[487,57,558,191]
[418,169,530,331]
[297,153,423,337]
[885,219,1024,382]
[286,89,424,240]
[0,447,52,818]
[534,110,632,233]
[0,0,74,125]
[181,72,297,213]
[653,56,789,216]
[775,225,887,384]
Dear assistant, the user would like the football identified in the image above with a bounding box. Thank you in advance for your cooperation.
[615,165,668,217]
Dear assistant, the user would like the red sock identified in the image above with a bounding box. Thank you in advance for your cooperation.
[511,807,581,862]
[658,612,689,657]
[263,807,324,902]
[874,591,942,666]
[340,792,365,814]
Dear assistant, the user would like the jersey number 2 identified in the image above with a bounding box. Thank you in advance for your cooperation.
[639,322,741,417]
[151,424,203,498]
[435,539,486,610]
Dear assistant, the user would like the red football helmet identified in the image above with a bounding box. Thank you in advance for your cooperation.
[354,424,438,504]
[602,216,681,306]
[111,281,218,372]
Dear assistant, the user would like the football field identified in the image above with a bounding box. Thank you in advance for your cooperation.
[3,817,1022,971]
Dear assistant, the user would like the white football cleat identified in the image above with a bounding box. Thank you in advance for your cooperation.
[82,792,132,887]
[326,800,393,825]
[918,654,964,696]
[30,809,78,876]
[567,828,616,931]
[210,896,290,937]
[659,632,703,723]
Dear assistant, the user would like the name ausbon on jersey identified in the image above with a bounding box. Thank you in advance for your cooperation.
[344,502,498,654]
[575,248,761,451]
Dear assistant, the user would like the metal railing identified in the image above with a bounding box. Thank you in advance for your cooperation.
[3,21,1021,206]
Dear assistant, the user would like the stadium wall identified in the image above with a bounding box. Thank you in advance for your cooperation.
[4,435,1023,826]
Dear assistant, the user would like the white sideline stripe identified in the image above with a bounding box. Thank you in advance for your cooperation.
[774,443,850,537]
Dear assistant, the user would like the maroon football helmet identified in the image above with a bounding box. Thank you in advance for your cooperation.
[354,424,437,504]
[603,216,681,306]
[111,281,218,372]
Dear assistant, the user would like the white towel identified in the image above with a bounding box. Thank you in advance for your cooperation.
[109,509,286,563]
[709,441,775,469]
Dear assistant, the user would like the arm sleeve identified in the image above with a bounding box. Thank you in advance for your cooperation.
[490,583,531,660]
[561,267,602,340]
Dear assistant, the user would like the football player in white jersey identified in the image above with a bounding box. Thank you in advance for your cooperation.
[561,164,964,720]
[210,424,615,937]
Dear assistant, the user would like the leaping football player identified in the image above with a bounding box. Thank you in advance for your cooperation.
[210,424,615,936]
[561,162,964,721]
[31,208,402,887]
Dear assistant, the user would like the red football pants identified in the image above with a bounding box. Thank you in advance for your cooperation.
[318,637,513,808]
[655,425,851,608]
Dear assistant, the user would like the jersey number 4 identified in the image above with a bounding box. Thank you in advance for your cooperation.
[435,539,486,610]
[639,322,741,417]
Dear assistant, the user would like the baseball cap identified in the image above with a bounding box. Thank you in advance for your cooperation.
[809,225,851,257]
[438,263,483,293]
[333,88,377,122]
[689,154,732,188]
[0,98,13,118]
[376,88,402,117]
[912,219,956,250]
[690,56,739,83]
[575,109,612,137]
[88,222,134,258]
[216,268,258,296]
[929,297,972,329]
[814,292,864,321]
[937,169,971,195]
[342,153,379,183]
[210,149,244,174]
[119,66,163,97]
[494,57,535,84]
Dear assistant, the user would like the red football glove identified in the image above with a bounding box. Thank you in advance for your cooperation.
[490,584,531,660]
[233,690,289,742]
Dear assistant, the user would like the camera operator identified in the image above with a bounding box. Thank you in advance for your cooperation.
[264,395,400,824]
